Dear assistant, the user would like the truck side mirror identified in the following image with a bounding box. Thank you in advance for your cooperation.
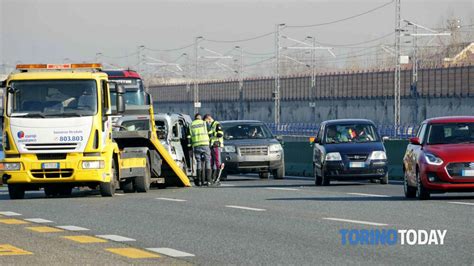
[144,92,152,105]
[115,85,126,114]
[409,137,421,145]
[0,80,6,88]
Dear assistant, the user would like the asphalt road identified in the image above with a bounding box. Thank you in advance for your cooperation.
[0,175,473,265]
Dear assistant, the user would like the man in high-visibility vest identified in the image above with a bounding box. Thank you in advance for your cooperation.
[203,114,224,184]
[188,114,212,186]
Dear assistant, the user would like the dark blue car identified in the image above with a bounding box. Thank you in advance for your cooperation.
[312,119,388,186]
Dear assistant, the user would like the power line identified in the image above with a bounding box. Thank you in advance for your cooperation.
[315,31,395,47]
[101,51,138,59]
[145,43,195,52]
[286,0,394,28]
[203,31,275,43]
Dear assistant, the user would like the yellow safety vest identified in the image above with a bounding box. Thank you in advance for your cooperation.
[190,119,210,147]
[209,121,224,147]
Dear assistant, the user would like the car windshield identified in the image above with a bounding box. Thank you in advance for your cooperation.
[325,124,379,144]
[8,80,97,117]
[223,123,273,140]
[119,120,150,131]
[427,123,474,145]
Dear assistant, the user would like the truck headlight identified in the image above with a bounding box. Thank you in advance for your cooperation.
[369,151,387,160]
[0,162,21,171]
[224,145,236,153]
[325,152,342,161]
[269,144,283,153]
[424,153,443,166]
[82,160,105,169]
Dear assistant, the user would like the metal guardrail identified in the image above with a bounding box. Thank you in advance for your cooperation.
[267,123,417,139]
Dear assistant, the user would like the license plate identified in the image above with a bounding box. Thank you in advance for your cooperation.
[42,163,59,169]
[461,170,474,176]
[349,162,365,168]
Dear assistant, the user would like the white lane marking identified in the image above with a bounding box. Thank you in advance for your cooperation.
[323,217,388,226]
[115,193,125,196]
[449,201,474,206]
[155,197,187,202]
[96,235,136,242]
[347,193,391,198]
[24,218,53,223]
[266,187,300,191]
[56,225,89,231]
[225,205,266,212]
[219,184,236,187]
[0,211,22,216]
[146,248,195,257]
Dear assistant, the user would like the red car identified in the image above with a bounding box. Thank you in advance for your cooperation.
[403,116,474,199]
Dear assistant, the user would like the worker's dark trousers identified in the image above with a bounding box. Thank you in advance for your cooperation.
[194,146,211,184]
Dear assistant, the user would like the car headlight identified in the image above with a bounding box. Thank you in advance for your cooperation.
[369,151,387,160]
[424,153,443,166]
[0,162,21,171]
[223,145,236,153]
[82,160,105,169]
[269,144,283,153]
[325,152,342,161]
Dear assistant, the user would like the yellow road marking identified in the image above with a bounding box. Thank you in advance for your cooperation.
[63,235,108,243]
[0,219,29,225]
[106,248,161,259]
[0,244,33,256]
[26,226,64,233]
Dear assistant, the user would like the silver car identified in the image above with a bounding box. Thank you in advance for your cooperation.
[221,120,285,179]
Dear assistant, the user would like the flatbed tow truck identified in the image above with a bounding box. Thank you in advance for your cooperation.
[0,63,190,199]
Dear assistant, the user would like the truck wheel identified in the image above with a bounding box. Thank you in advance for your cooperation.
[8,184,25,200]
[120,180,135,193]
[134,158,151,193]
[259,172,269,179]
[314,165,322,186]
[100,159,117,197]
[273,164,285,179]
[380,173,389,185]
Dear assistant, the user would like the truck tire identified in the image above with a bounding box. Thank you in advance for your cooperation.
[120,180,135,193]
[273,164,285,179]
[8,184,25,200]
[134,157,151,193]
[100,159,117,197]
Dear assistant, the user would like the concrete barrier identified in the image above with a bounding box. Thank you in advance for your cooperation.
[283,138,408,180]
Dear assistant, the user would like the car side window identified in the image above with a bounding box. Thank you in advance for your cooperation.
[417,123,427,143]
[316,125,324,144]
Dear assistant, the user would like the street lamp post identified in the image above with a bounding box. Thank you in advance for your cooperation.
[194,36,203,115]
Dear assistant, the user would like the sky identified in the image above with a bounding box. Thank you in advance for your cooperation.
[0,0,472,76]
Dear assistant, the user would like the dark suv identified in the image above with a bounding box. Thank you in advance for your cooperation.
[312,119,388,186]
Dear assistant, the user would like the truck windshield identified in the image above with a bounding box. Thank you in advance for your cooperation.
[8,80,98,117]
[110,78,146,106]
[325,124,379,144]
[223,123,274,140]
[427,123,474,145]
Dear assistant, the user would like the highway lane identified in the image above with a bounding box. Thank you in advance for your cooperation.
[0,175,473,265]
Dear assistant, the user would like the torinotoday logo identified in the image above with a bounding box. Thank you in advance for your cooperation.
[339,229,447,246]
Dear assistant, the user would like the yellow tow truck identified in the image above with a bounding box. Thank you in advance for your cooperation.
[0,63,190,199]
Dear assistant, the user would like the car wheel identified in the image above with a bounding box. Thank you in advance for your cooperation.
[8,184,25,200]
[273,164,285,179]
[321,169,330,186]
[259,172,270,179]
[314,165,322,186]
[369,179,378,183]
[416,170,430,200]
[404,171,416,198]
[380,173,389,185]
[220,170,228,181]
